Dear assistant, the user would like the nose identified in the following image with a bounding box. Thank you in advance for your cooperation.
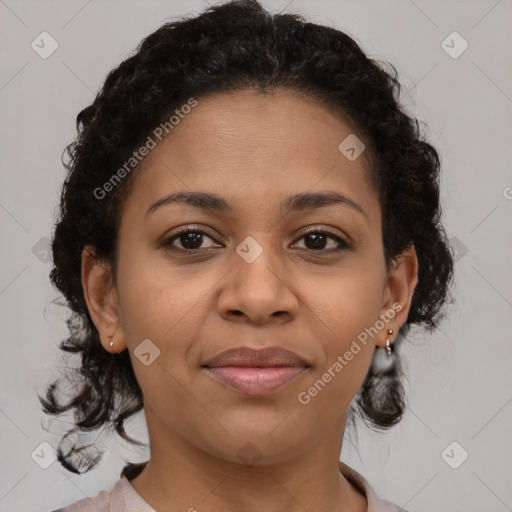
[217,247,299,325]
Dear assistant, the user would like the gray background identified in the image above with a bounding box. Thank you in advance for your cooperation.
[1,1,511,511]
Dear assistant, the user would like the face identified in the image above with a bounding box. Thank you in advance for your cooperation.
[83,88,417,465]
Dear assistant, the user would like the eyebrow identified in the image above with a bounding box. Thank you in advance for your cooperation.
[145,191,368,222]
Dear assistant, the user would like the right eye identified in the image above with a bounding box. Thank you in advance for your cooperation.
[161,227,221,254]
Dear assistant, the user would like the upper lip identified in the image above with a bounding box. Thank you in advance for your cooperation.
[203,346,309,368]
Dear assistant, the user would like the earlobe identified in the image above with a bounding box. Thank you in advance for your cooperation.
[377,244,419,350]
[81,245,126,353]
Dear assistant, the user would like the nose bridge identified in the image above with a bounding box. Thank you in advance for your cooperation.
[217,233,299,324]
[236,241,283,293]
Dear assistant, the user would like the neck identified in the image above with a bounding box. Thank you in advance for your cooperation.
[129,407,367,512]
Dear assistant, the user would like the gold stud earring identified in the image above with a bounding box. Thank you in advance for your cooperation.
[385,329,393,356]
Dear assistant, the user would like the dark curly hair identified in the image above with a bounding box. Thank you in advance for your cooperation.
[39,0,455,475]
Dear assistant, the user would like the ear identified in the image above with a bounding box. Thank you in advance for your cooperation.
[81,245,126,353]
[376,244,419,350]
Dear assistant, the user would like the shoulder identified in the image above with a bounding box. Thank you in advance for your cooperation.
[48,490,111,511]
[48,475,156,512]
[48,479,120,512]
[339,461,409,512]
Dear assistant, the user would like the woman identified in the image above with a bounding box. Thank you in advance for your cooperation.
[41,0,455,510]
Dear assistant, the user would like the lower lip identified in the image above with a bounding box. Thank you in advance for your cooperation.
[205,366,307,395]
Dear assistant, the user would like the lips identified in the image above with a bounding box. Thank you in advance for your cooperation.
[204,346,308,368]
[202,346,310,395]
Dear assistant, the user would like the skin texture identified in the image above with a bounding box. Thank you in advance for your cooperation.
[82,89,418,512]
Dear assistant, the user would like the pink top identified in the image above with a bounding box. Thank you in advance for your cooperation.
[51,461,407,512]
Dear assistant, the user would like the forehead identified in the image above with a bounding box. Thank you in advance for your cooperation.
[122,89,379,224]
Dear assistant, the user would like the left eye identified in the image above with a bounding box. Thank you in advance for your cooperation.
[292,231,349,253]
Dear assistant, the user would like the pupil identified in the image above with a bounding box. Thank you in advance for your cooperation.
[182,232,203,249]
[306,233,326,249]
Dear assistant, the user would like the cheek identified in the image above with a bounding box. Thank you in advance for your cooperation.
[301,259,385,333]
[297,292,377,420]
[298,267,383,403]
[115,249,225,402]
[116,240,212,338]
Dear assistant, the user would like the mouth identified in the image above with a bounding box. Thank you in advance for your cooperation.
[202,346,310,396]
[204,366,308,395]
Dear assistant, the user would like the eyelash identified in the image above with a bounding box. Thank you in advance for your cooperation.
[161,225,351,256]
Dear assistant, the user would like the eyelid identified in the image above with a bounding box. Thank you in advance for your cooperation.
[299,225,346,238]
[163,224,220,245]
[161,224,352,256]
[292,226,351,252]
[163,224,348,243]
[296,225,352,244]
[164,224,216,237]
